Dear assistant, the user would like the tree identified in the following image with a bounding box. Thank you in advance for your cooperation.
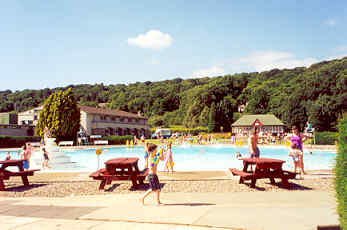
[208,103,216,133]
[245,87,270,114]
[36,88,80,143]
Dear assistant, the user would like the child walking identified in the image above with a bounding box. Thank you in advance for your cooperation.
[140,143,164,206]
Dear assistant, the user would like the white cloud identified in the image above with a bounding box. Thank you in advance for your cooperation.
[127,30,173,50]
[324,19,336,27]
[326,54,347,61]
[190,66,225,78]
[238,51,318,72]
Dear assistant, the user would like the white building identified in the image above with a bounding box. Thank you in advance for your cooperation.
[79,105,150,137]
[17,106,43,126]
[17,105,150,137]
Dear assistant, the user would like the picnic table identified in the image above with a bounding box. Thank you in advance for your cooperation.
[90,157,149,190]
[229,158,296,189]
[0,159,39,191]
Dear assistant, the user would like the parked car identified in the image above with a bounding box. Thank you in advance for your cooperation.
[152,128,171,139]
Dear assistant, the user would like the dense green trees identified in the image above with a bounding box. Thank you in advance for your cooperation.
[240,57,347,131]
[0,57,346,132]
[36,88,80,142]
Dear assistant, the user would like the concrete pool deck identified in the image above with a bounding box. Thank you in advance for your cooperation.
[0,190,339,230]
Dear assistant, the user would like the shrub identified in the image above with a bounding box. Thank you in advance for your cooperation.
[336,117,346,229]
[0,136,41,148]
[314,132,338,145]
[102,135,133,145]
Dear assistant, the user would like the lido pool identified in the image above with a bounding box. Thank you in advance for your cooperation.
[0,145,336,172]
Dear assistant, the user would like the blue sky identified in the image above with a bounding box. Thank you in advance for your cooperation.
[1,0,346,91]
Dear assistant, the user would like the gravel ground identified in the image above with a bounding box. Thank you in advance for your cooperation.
[0,171,334,198]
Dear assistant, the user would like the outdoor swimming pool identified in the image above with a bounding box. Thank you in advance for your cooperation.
[0,145,336,172]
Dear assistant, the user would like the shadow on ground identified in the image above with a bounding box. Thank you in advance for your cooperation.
[3,183,47,192]
[163,202,215,206]
[242,181,312,191]
[129,183,167,191]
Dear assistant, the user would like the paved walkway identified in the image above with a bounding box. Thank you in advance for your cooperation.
[0,191,339,230]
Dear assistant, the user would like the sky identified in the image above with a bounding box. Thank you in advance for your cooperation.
[1,0,346,91]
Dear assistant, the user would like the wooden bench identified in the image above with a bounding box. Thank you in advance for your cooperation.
[90,168,149,190]
[229,168,297,187]
[229,168,253,180]
[0,169,40,191]
[58,141,74,146]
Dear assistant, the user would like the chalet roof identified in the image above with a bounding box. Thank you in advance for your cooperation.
[232,114,284,126]
[78,105,146,119]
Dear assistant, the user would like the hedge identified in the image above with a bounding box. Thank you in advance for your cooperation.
[0,135,41,148]
[336,118,346,229]
[102,135,133,145]
[314,132,338,145]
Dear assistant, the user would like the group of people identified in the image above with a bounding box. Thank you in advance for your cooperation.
[2,126,52,170]
[246,124,313,177]
[2,143,34,171]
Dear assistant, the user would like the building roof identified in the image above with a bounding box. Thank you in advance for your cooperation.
[18,105,44,115]
[78,105,146,119]
[232,114,284,126]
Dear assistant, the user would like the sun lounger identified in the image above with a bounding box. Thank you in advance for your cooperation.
[30,142,41,147]
[58,141,74,146]
[94,140,108,145]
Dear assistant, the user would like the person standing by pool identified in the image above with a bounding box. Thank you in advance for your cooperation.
[140,143,164,206]
[248,127,260,158]
[19,145,29,170]
[286,125,308,175]
[164,142,174,173]
[143,142,150,169]
[25,143,32,169]
[44,126,51,142]
[4,152,11,161]
[42,148,50,169]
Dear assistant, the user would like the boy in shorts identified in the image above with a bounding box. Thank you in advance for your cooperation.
[140,143,164,205]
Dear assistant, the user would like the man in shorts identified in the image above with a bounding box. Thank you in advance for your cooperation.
[248,127,260,158]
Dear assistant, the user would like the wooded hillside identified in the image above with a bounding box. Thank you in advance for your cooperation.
[1,57,346,131]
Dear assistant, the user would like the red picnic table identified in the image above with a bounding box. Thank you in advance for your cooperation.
[90,157,149,190]
[230,158,297,188]
[0,159,39,191]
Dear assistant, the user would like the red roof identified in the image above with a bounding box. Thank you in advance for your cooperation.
[78,105,146,119]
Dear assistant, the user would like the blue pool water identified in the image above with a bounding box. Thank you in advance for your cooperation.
[0,145,336,172]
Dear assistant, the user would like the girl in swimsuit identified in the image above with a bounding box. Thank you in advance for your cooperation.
[287,125,307,176]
